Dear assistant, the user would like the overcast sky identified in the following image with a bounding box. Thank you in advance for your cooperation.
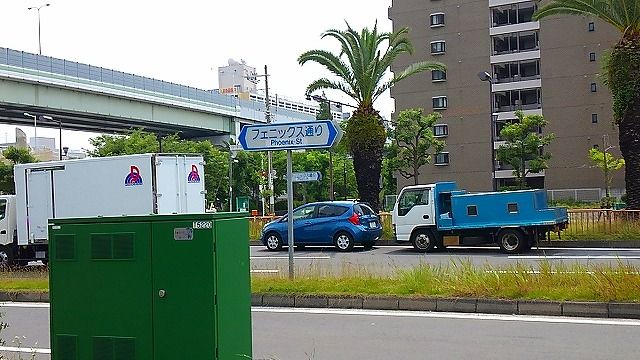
[0,0,395,151]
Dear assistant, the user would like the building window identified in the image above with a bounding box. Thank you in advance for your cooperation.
[591,83,597,92]
[432,96,448,110]
[435,152,450,165]
[434,124,449,137]
[592,113,598,123]
[493,59,540,83]
[507,203,519,213]
[588,22,595,31]
[589,52,596,62]
[467,205,478,216]
[431,69,447,81]
[430,13,445,27]
[431,41,446,54]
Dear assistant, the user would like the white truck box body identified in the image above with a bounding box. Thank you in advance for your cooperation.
[14,153,205,245]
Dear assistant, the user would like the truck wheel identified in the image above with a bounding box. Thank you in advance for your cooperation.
[412,229,436,253]
[265,232,283,251]
[498,229,527,254]
[0,244,16,267]
[0,244,19,268]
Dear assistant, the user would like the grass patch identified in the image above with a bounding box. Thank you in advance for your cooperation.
[3,262,640,302]
[252,260,640,302]
[0,267,49,292]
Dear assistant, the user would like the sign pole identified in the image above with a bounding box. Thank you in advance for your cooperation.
[286,149,294,279]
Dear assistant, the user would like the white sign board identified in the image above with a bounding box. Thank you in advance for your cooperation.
[292,171,322,183]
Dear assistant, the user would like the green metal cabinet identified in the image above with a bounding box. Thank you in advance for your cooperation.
[48,213,252,360]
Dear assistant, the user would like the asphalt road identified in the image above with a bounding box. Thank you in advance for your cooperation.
[2,303,640,360]
[250,245,640,275]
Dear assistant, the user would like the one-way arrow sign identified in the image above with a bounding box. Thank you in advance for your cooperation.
[238,120,342,151]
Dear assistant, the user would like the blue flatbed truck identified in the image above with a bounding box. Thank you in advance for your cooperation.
[392,182,569,253]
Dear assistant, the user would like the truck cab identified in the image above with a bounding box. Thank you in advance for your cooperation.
[0,195,17,266]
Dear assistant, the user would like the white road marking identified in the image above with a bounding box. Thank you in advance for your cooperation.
[0,346,50,354]
[253,307,640,326]
[510,255,640,260]
[251,256,330,260]
[0,302,49,308]
[251,269,279,273]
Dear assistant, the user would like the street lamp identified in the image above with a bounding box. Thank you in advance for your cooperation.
[23,112,52,151]
[27,3,51,55]
[478,71,497,191]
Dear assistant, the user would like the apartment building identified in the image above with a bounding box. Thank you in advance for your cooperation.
[389,0,624,200]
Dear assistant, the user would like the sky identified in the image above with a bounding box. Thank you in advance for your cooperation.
[0,0,395,151]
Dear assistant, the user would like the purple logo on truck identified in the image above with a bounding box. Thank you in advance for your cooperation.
[188,165,201,183]
[124,165,143,186]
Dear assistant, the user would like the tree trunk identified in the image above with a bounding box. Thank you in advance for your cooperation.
[618,93,640,209]
[352,145,383,212]
[610,37,640,209]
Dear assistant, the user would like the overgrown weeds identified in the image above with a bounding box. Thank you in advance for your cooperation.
[252,260,640,302]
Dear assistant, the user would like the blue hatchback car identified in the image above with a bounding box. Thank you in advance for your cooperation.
[261,201,382,251]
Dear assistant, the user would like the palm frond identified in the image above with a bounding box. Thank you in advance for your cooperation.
[534,0,628,31]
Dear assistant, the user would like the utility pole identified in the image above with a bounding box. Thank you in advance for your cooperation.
[264,65,275,215]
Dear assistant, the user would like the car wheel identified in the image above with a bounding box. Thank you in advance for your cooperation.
[412,229,435,253]
[334,232,354,252]
[498,228,527,254]
[265,232,283,251]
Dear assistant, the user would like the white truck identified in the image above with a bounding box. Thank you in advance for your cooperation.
[0,153,206,266]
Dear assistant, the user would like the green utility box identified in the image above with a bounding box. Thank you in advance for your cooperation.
[48,213,252,360]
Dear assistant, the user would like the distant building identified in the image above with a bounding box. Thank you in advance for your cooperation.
[217,59,346,122]
[389,0,623,201]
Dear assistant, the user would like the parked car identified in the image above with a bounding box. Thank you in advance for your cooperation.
[261,201,382,251]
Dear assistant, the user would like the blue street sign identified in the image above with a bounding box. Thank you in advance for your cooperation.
[292,171,322,183]
[238,120,342,151]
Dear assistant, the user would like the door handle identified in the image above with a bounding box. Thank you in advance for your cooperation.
[423,215,430,220]
[0,230,5,235]
[158,289,166,298]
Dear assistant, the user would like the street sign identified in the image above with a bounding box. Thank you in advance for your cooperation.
[238,120,342,151]
[292,171,322,183]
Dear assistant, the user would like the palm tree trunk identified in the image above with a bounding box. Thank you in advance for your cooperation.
[610,37,640,209]
[618,93,640,209]
[352,145,383,212]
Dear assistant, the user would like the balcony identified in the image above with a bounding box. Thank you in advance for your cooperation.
[493,60,540,83]
[491,2,537,27]
[493,88,541,112]
[492,31,539,56]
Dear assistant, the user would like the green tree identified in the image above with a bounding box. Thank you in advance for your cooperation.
[534,1,640,208]
[298,22,445,211]
[0,146,38,194]
[388,109,445,185]
[588,147,625,204]
[496,110,554,189]
[3,146,37,164]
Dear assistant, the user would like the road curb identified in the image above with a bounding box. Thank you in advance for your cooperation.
[3,291,638,319]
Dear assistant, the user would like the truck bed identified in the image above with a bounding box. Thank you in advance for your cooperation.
[437,189,568,231]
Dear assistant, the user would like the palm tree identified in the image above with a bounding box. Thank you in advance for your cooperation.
[534,1,640,208]
[298,22,445,211]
